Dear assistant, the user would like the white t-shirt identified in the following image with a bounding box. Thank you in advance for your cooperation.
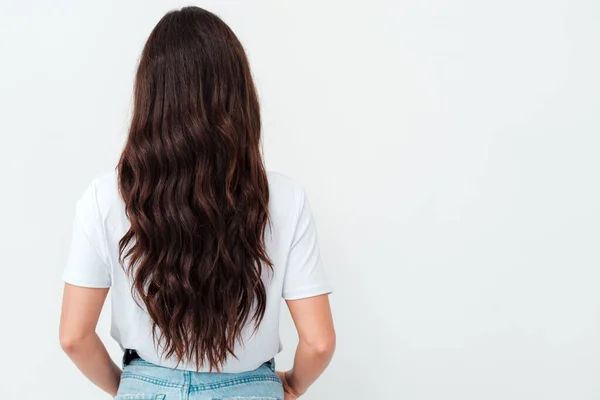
[62,170,332,373]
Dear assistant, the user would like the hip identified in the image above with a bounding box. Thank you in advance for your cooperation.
[115,351,284,400]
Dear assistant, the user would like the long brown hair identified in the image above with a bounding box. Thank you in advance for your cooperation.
[116,6,271,371]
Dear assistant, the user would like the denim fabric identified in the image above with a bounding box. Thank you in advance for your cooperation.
[115,354,284,400]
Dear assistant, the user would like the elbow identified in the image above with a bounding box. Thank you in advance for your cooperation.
[304,333,336,359]
[59,333,89,354]
[318,335,336,359]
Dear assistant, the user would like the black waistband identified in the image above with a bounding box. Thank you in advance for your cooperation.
[123,349,141,366]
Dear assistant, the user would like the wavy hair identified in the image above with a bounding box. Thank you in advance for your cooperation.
[116,6,271,371]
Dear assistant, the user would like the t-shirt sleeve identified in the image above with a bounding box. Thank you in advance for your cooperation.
[282,188,332,300]
[62,181,112,288]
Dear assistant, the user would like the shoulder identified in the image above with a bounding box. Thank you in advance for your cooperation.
[75,169,121,218]
[267,171,306,205]
[266,171,312,228]
[91,169,120,201]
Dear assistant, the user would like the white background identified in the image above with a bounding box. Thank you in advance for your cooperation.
[1,0,599,399]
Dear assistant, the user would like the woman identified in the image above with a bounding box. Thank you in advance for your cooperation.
[59,6,335,400]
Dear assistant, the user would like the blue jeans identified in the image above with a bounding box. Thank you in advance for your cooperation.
[115,353,284,400]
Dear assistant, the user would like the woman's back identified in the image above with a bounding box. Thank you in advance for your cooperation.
[63,170,331,373]
[59,7,335,399]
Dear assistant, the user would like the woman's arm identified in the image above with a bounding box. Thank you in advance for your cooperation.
[279,293,336,398]
[59,283,122,397]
